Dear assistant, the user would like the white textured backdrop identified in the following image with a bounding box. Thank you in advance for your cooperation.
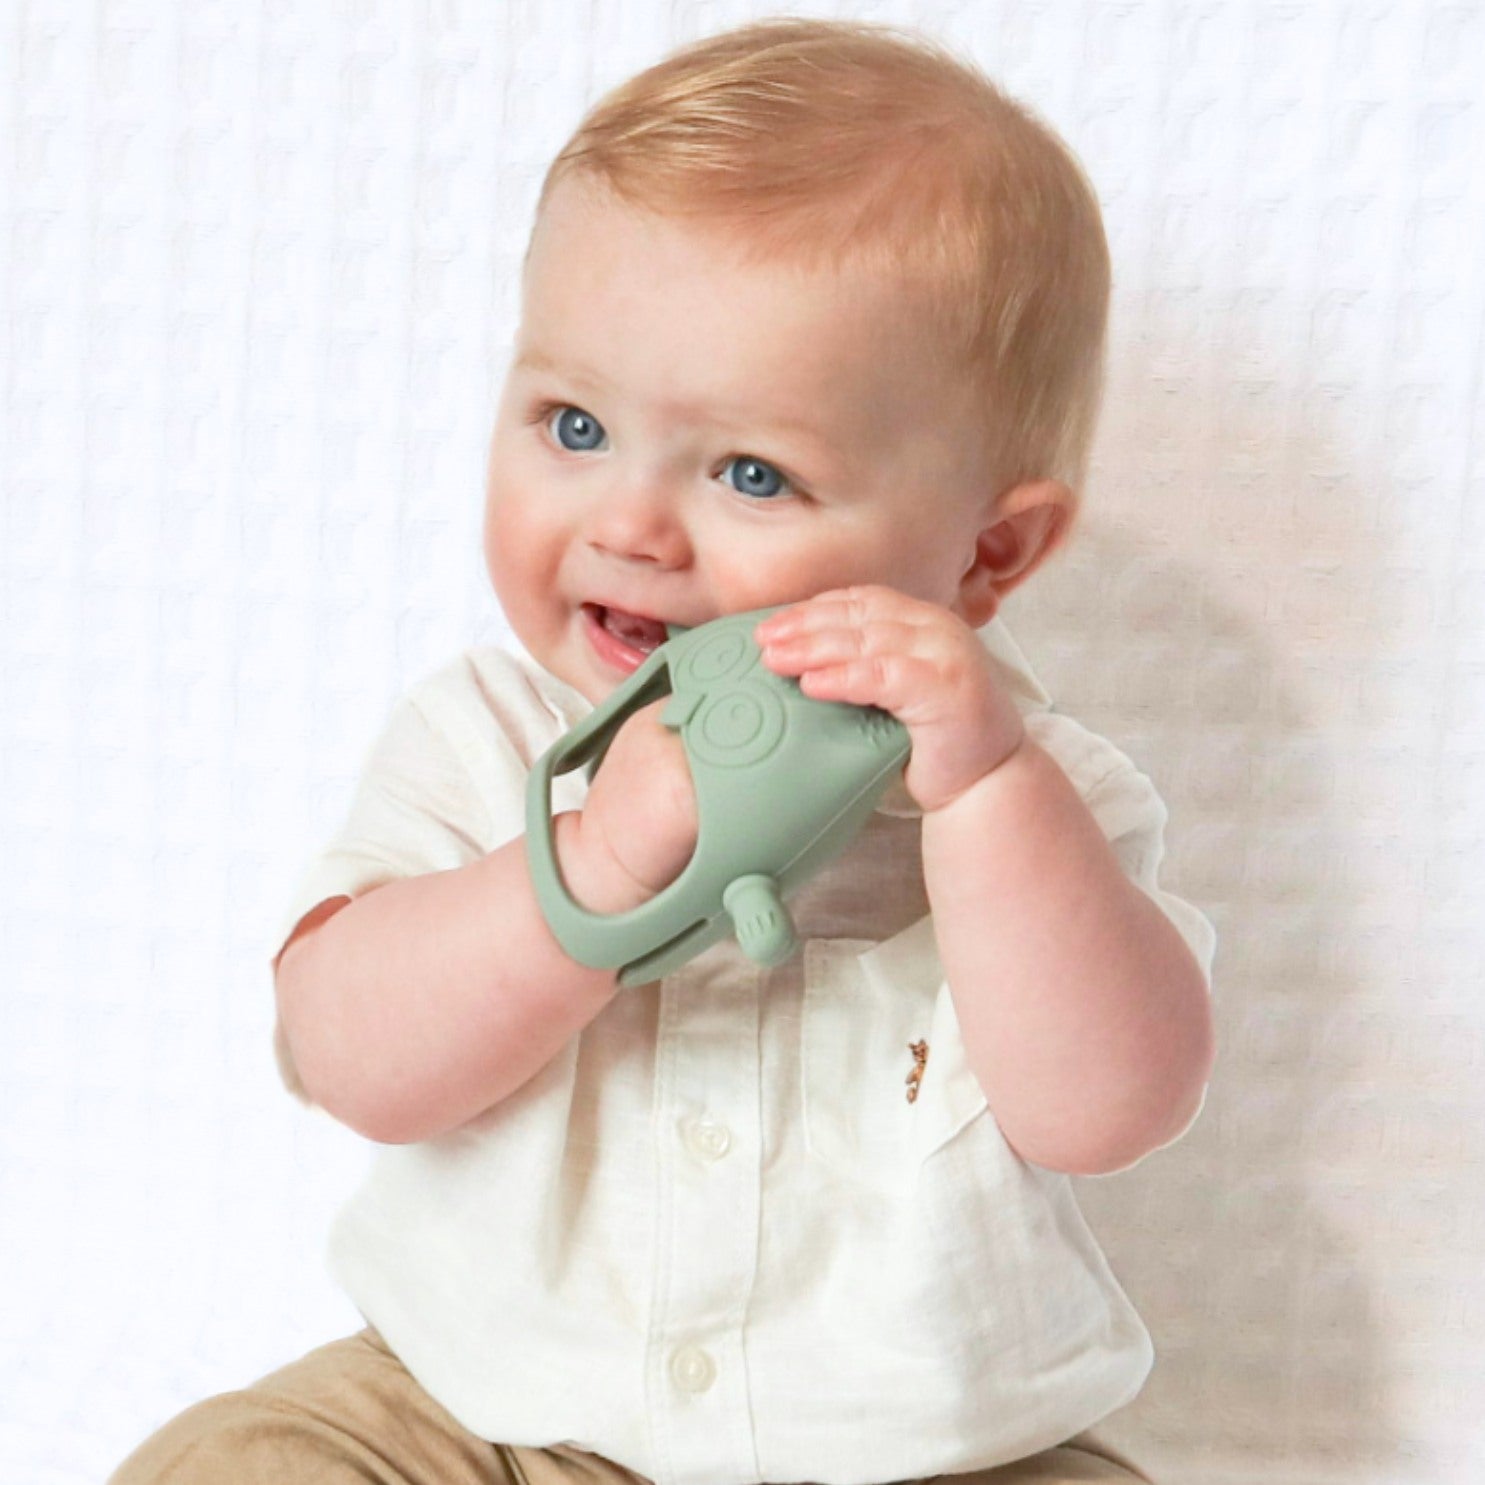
[2,2,1482,1483]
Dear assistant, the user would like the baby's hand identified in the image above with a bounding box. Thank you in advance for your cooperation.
[561,698,699,912]
[755,586,1025,814]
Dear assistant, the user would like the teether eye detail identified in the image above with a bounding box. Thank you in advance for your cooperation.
[675,628,755,687]
[688,682,787,769]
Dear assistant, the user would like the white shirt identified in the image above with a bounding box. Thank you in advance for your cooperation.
[271,617,1215,1485]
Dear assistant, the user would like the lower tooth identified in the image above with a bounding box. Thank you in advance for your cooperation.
[608,616,653,648]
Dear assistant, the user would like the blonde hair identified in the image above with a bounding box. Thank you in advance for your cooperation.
[532,16,1111,498]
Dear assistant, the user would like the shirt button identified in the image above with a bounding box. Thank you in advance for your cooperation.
[682,1117,732,1162]
[670,1344,717,1394]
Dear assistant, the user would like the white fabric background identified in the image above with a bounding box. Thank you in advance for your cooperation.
[1,2,1480,1482]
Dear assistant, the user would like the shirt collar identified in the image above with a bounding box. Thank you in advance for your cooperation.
[978,613,1053,713]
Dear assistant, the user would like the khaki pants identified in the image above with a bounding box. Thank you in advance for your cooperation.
[110,1329,1154,1485]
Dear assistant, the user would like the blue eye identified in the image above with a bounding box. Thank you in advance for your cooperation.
[723,456,789,500]
[550,405,606,452]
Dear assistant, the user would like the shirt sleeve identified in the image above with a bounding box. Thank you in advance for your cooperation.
[271,694,493,960]
[1022,709,1216,987]
[1019,709,1217,1168]
[1079,759,1218,987]
[267,682,507,1102]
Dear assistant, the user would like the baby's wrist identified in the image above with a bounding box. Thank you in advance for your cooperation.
[918,722,1029,818]
[940,732,1048,818]
[552,810,658,916]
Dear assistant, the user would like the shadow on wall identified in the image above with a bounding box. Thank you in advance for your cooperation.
[1001,345,1406,1478]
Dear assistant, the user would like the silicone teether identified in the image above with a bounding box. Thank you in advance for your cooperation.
[525,605,911,987]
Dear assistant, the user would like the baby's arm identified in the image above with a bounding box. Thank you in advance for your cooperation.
[922,738,1214,1176]
[754,589,1213,1179]
[275,700,695,1144]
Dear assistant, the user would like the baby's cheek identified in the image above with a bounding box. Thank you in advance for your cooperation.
[483,491,542,592]
[706,542,856,613]
[482,528,518,610]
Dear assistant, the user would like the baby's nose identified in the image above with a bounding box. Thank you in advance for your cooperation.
[585,483,691,568]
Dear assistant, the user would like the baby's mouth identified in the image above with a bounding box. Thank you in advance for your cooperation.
[587,604,669,655]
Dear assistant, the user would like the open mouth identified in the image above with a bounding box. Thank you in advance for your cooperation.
[582,603,669,670]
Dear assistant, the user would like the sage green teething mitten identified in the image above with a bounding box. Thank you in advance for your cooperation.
[525,606,911,987]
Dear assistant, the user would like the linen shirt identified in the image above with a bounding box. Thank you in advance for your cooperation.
[270,617,1215,1485]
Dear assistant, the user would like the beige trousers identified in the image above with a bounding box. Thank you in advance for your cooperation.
[110,1328,1154,1485]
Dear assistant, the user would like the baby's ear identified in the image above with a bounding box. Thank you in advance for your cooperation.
[955,479,1074,627]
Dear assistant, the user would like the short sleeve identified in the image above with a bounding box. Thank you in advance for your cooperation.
[269,693,494,968]
[1020,710,1217,1167]
[267,660,542,1103]
[1080,761,1217,988]
[1023,709,1216,988]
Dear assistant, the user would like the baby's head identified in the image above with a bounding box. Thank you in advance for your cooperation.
[485,18,1110,703]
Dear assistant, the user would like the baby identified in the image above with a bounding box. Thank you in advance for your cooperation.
[113,18,1215,1485]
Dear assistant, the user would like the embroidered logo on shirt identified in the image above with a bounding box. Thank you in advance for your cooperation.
[905,1039,929,1103]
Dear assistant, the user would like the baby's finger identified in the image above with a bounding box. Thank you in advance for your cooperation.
[758,616,925,676]
[754,585,931,641]
[792,651,940,715]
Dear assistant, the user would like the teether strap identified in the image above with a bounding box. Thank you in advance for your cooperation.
[525,646,684,971]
